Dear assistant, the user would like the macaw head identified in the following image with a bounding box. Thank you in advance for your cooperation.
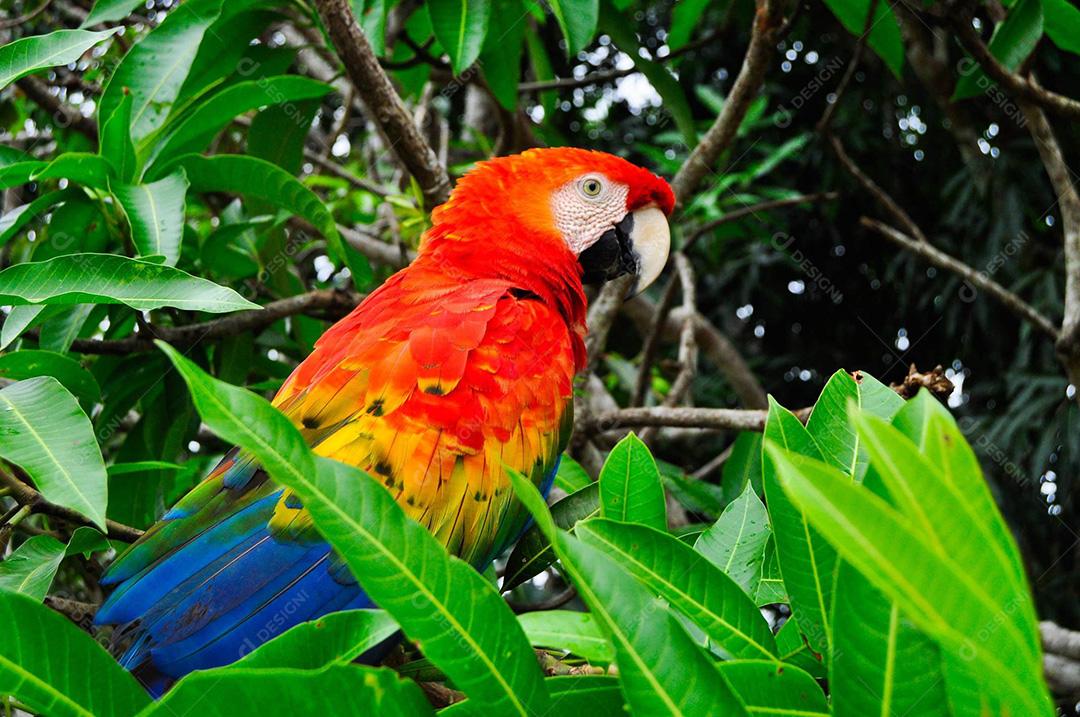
[426,148,675,296]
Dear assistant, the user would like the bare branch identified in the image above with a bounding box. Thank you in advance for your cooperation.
[311,0,452,210]
[670,0,786,204]
[860,217,1059,339]
[585,405,811,433]
[0,468,143,542]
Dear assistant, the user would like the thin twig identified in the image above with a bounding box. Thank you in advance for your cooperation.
[0,468,143,542]
[859,217,1058,338]
[683,192,840,251]
[816,0,879,134]
[0,0,51,29]
[631,275,681,407]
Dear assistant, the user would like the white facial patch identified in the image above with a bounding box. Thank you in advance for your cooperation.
[552,176,630,254]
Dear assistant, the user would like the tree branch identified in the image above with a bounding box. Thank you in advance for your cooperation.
[860,217,1059,339]
[15,76,98,141]
[585,405,811,433]
[670,0,786,204]
[311,0,452,210]
[831,134,928,244]
[0,468,143,542]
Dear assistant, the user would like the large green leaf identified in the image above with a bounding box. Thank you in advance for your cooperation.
[236,609,399,669]
[509,471,749,717]
[98,0,223,141]
[479,0,526,110]
[137,665,433,716]
[179,154,371,287]
[0,253,258,312]
[0,29,119,89]
[99,91,136,182]
[820,0,904,79]
[0,350,100,406]
[517,610,614,663]
[0,377,107,529]
[765,444,1054,716]
[428,0,491,74]
[717,660,828,715]
[147,76,332,173]
[440,675,627,715]
[111,171,189,266]
[954,0,1043,100]
[31,153,114,190]
[694,482,770,594]
[761,396,835,655]
[599,433,666,530]
[577,518,777,660]
[1045,0,1080,54]
[157,343,550,715]
[548,0,599,54]
[720,431,763,503]
[82,0,148,27]
[503,481,598,591]
[0,528,105,601]
[0,590,151,717]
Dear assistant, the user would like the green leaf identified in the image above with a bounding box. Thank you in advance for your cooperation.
[517,610,614,663]
[805,370,903,479]
[549,0,599,55]
[0,377,107,530]
[479,0,525,110]
[441,675,626,715]
[668,0,711,50]
[0,253,259,312]
[31,152,115,190]
[38,304,95,354]
[503,481,598,591]
[954,0,1044,100]
[236,609,399,669]
[1,306,46,349]
[554,453,591,492]
[599,2,696,147]
[0,190,76,249]
[0,535,67,601]
[111,170,189,266]
[774,617,825,678]
[764,444,1054,716]
[694,481,770,594]
[179,154,371,288]
[761,396,835,655]
[1045,0,1080,54]
[0,29,119,89]
[100,91,137,182]
[577,518,777,660]
[98,0,223,141]
[0,350,101,406]
[830,562,949,717]
[82,0,148,27]
[428,0,491,74]
[147,76,332,173]
[508,471,749,717]
[137,665,433,717]
[717,660,828,715]
[156,342,550,715]
[0,590,151,717]
[599,433,666,529]
[721,431,763,503]
[820,0,904,79]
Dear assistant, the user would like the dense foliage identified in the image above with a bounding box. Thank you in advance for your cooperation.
[0,0,1077,713]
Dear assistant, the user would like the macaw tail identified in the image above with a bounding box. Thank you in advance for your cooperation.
[95,449,376,696]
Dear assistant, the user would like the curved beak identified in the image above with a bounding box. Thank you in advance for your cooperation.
[578,205,671,295]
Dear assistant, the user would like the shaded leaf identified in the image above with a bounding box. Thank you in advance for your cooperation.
[717,660,828,716]
[821,0,904,78]
[82,0,148,27]
[503,481,598,590]
[111,170,189,266]
[694,481,770,594]
[0,350,101,406]
[237,609,399,669]
[517,610,614,663]
[100,91,136,182]
[954,0,1043,100]
[1045,0,1080,54]
[428,0,491,74]
[549,0,599,55]
[721,431,763,503]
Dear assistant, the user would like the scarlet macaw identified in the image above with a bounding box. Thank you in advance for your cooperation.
[95,148,675,693]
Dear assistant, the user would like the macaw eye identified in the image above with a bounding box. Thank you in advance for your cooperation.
[578,176,604,199]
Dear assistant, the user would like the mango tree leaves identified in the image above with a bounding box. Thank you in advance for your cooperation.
[717,660,829,716]
[954,0,1043,100]
[503,481,598,591]
[236,609,399,669]
[1045,0,1080,54]
[157,343,551,715]
[441,675,626,715]
[509,471,749,717]
[111,171,189,265]
[694,482,770,594]
[0,350,100,406]
[0,590,151,717]
[100,91,137,182]
[554,453,591,492]
[820,0,904,79]
[31,152,115,190]
[179,154,371,287]
[517,610,614,663]
[0,377,107,529]
[138,665,433,717]
[721,431,763,503]
[0,527,106,600]
[577,518,777,660]
[479,0,526,110]
[82,0,149,27]
[0,253,259,312]
[98,0,223,141]
[428,0,491,74]
[0,29,119,89]
[599,432,666,530]
[548,0,599,55]
[765,444,1054,716]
